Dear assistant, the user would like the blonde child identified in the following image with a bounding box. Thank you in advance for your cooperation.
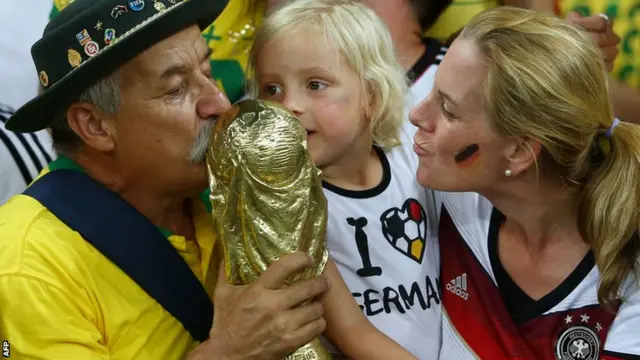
[248,0,443,358]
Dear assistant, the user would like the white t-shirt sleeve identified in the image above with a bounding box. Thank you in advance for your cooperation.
[603,276,640,358]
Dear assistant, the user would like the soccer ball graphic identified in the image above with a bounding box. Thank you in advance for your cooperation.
[380,198,427,263]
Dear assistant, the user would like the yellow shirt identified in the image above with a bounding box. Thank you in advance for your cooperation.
[556,0,639,89]
[426,0,499,40]
[51,0,265,103]
[0,157,216,360]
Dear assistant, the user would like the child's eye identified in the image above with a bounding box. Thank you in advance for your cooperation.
[308,81,327,91]
[264,84,282,97]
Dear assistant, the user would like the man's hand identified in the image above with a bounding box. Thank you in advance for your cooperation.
[190,252,331,360]
[565,12,620,71]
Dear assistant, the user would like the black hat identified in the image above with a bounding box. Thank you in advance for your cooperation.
[6,0,229,133]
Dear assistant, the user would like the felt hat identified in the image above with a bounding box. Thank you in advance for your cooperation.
[6,0,229,132]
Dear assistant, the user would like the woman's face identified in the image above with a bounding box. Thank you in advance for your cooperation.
[409,39,515,192]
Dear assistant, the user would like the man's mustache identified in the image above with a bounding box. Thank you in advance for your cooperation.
[189,118,216,164]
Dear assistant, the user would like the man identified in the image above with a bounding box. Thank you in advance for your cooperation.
[0,102,56,204]
[0,1,329,359]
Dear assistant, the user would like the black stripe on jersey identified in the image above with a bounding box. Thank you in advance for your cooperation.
[0,103,14,120]
[602,350,640,359]
[0,128,33,184]
[407,37,446,85]
[13,132,45,172]
[29,133,53,164]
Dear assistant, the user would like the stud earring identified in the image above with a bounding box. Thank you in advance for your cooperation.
[505,169,512,177]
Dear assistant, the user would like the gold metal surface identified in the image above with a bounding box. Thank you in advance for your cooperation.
[206,99,331,360]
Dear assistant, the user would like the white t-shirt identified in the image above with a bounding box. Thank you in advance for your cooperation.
[322,39,447,359]
[439,192,640,360]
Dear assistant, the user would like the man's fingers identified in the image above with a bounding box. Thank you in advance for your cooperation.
[603,50,618,71]
[282,302,325,331]
[570,13,608,32]
[213,260,232,299]
[564,11,582,25]
[279,276,330,309]
[593,30,620,46]
[257,252,314,290]
[283,318,327,350]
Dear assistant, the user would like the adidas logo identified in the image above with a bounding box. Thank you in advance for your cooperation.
[445,273,469,300]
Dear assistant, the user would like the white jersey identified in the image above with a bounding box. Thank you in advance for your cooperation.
[439,192,640,360]
[0,103,56,204]
[322,39,447,359]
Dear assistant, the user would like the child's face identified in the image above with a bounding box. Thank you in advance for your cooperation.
[255,32,370,168]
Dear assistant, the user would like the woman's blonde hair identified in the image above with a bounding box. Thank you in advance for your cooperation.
[460,7,640,310]
[247,0,408,150]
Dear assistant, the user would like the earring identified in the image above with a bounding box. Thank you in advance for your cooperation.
[505,169,512,177]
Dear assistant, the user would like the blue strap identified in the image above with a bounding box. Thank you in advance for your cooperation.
[23,170,213,341]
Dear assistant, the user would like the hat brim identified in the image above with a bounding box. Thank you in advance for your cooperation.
[6,0,228,133]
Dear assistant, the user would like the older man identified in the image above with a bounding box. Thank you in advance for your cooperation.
[0,1,329,359]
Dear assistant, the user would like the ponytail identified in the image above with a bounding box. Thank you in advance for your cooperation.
[578,122,640,310]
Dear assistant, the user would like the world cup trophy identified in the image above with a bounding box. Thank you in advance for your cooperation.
[206,99,332,360]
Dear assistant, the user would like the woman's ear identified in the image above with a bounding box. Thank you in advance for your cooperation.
[503,138,542,176]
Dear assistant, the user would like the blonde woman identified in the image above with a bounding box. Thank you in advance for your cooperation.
[410,7,640,359]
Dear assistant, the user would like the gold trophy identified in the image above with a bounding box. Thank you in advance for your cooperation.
[206,99,332,360]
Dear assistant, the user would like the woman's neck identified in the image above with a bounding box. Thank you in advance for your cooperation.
[320,137,381,191]
[481,176,583,253]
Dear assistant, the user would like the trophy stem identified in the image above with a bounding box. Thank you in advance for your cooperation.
[283,337,332,360]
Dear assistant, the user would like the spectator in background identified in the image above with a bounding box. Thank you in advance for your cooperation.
[426,0,498,41]
[0,102,56,204]
[526,0,640,125]
[430,0,636,123]
[359,0,452,73]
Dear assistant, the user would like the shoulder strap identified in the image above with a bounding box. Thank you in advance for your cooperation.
[23,170,213,341]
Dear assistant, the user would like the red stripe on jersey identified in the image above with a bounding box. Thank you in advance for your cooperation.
[440,208,618,359]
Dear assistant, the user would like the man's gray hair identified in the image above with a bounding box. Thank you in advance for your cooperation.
[50,70,122,155]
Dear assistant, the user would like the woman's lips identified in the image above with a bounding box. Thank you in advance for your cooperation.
[413,143,430,156]
[413,135,432,156]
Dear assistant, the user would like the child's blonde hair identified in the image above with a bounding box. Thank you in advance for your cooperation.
[247,0,408,150]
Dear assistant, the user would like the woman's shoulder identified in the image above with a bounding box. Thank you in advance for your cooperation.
[442,192,493,220]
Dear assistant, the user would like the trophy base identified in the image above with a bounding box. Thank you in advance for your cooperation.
[284,338,332,360]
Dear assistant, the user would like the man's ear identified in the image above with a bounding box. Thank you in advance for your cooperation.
[66,102,117,152]
[503,137,542,176]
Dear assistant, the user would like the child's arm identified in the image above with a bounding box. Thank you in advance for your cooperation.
[320,259,418,360]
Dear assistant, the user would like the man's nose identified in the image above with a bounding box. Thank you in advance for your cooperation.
[198,83,231,119]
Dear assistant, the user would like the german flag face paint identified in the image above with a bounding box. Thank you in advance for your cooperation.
[454,144,480,167]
